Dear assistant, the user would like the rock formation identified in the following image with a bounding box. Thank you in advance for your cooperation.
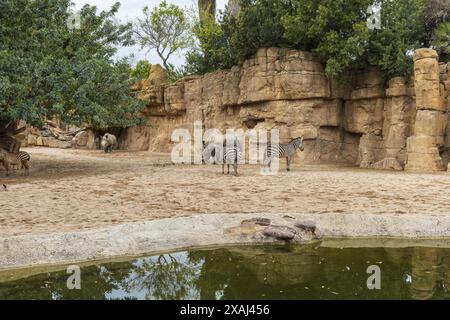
[124,47,449,172]
[19,47,448,172]
[405,49,449,171]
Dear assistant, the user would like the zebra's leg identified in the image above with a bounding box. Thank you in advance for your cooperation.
[23,161,30,176]
[227,164,230,175]
[222,163,225,174]
[265,159,272,172]
[234,163,238,176]
[286,156,291,172]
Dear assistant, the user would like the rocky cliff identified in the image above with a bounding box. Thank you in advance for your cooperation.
[123,47,449,171]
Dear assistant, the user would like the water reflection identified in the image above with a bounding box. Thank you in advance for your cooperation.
[1,244,450,300]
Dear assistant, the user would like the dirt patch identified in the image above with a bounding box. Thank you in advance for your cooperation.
[1,147,450,238]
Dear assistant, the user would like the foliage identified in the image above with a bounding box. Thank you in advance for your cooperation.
[424,0,450,46]
[185,10,238,74]
[231,0,294,61]
[134,1,192,79]
[198,0,216,22]
[131,60,152,80]
[283,0,372,76]
[0,0,145,130]
[433,22,450,60]
[365,0,427,78]
[184,0,447,79]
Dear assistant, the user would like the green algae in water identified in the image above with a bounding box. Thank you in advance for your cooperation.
[1,244,450,300]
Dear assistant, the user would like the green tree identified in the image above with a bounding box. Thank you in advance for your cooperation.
[131,60,152,80]
[232,0,294,61]
[433,22,450,60]
[366,0,427,78]
[424,0,450,46]
[134,1,192,78]
[184,0,445,79]
[185,10,238,74]
[0,0,146,134]
[283,0,373,76]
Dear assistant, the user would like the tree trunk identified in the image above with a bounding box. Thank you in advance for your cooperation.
[198,0,216,22]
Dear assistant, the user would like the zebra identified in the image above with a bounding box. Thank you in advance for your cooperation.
[0,149,31,176]
[203,136,243,176]
[222,141,243,176]
[263,137,305,172]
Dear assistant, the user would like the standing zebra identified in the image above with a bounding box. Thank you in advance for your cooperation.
[222,140,243,176]
[0,149,31,176]
[263,137,304,172]
[203,136,243,176]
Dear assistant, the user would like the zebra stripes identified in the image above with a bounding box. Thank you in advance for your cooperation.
[203,136,243,176]
[0,149,31,176]
[17,151,31,163]
[264,137,304,172]
[222,142,243,176]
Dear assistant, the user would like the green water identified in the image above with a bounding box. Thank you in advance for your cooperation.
[1,243,450,300]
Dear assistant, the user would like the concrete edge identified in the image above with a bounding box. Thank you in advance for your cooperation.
[1,213,450,272]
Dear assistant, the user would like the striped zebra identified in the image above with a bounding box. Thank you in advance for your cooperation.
[203,136,243,176]
[222,141,243,176]
[0,149,31,176]
[263,137,304,172]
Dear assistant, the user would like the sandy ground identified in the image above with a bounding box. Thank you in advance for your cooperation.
[1,147,450,238]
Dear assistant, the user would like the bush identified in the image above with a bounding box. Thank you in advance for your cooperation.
[185,0,445,80]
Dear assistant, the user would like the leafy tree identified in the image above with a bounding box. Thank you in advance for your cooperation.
[0,0,146,133]
[424,0,450,46]
[232,0,294,61]
[131,60,152,80]
[184,0,446,79]
[366,0,427,78]
[185,10,238,74]
[283,0,373,76]
[433,22,450,60]
[134,1,192,78]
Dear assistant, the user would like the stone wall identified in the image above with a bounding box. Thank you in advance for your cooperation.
[123,47,449,171]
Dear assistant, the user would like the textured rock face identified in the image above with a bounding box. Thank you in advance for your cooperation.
[128,47,449,171]
[238,49,330,104]
[406,49,449,172]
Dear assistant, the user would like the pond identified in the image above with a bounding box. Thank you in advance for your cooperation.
[1,243,449,300]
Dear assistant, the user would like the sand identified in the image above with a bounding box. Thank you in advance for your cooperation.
[1,147,450,238]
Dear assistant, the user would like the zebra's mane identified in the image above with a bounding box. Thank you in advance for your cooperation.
[291,137,303,148]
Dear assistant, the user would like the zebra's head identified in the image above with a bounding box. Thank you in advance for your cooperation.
[293,137,304,151]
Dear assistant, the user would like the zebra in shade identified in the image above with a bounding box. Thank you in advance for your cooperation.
[0,149,31,176]
[263,137,304,172]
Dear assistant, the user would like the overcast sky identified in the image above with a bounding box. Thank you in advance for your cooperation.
[71,0,227,67]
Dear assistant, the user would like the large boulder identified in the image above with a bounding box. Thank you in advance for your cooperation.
[238,48,330,104]
[71,131,88,148]
[413,110,447,137]
[148,64,168,85]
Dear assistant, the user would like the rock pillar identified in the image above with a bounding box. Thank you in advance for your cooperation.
[405,49,448,171]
